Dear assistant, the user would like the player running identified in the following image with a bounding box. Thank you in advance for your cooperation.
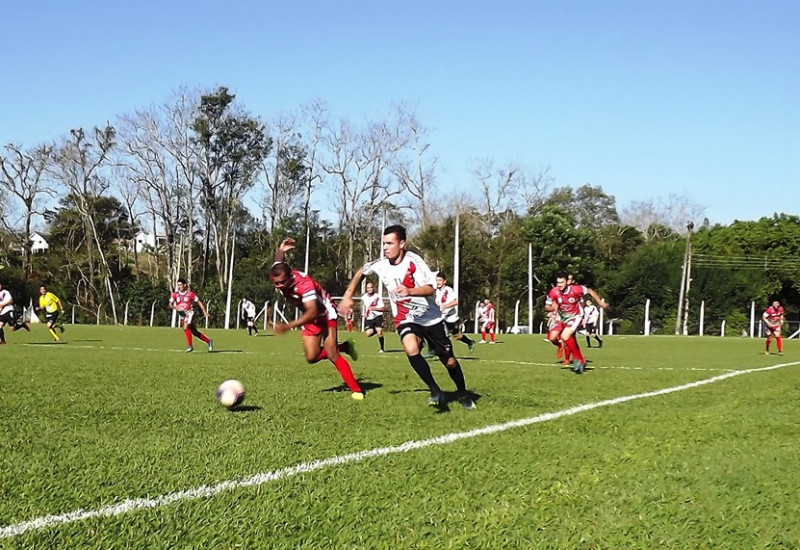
[270,238,364,400]
[361,281,386,353]
[241,298,259,336]
[36,285,65,342]
[338,225,476,410]
[478,299,496,344]
[762,300,785,356]
[435,272,475,351]
[169,278,213,352]
[0,282,30,344]
[582,298,603,348]
[546,273,608,374]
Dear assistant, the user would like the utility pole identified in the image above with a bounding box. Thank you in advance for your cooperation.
[675,221,694,335]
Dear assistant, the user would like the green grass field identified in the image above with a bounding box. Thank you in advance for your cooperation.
[1,325,799,549]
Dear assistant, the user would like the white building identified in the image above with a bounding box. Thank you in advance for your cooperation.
[133,231,167,253]
[30,232,49,253]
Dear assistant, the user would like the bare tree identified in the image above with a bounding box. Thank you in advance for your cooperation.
[260,111,307,232]
[0,143,54,274]
[620,193,707,236]
[389,104,439,229]
[49,126,119,322]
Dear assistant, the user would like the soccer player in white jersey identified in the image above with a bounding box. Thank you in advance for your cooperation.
[338,225,476,410]
[0,281,30,344]
[582,298,603,348]
[240,298,259,336]
[361,281,386,352]
[435,272,475,351]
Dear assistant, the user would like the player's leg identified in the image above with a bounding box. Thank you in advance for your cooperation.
[765,332,771,354]
[181,319,194,351]
[561,320,585,373]
[319,322,362,397]
[399,324,441,403]
[776,328,783,355]
[489,322,496,343]
[376,326,385,352]
[46,315,60,341]
[0,320,6,344]
[430,324,474,410]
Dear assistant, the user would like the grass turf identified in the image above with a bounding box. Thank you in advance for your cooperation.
[1,326,798,548]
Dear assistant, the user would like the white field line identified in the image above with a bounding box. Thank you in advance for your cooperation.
[1,360,798,540]
[483,359,736,372]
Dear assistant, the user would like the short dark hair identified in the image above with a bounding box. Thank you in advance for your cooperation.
[270,262,291,278]
[556,272,568,280]
[177,277,187,285]
[384,224,406,242]
[437,272,447,280]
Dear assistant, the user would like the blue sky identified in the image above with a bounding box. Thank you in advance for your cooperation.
[2,0,798,225]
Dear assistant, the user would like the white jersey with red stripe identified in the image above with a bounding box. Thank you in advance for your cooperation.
[362,251,442,327]
[546,284,588,321]
[435,285,459,322]
[360,292,384,320]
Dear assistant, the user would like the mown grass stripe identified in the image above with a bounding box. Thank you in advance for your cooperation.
[1,360,796,540]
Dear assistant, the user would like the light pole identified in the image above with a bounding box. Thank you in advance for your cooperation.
[675,221,694,335]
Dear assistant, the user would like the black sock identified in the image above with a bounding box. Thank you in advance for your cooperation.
[378,336,384,351]
[444,358,467,392]
[0,327,5,343]
[596,336,603,345]
[586,336,591,347]
[460,334,474,347]
[408,354,439,393]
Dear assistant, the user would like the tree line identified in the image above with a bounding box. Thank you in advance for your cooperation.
[1,85,798,334]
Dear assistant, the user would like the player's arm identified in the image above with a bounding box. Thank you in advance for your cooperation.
[394,284,434,298]
[56,295,65,313]
[586,288,609,309]
[274,238,295,264]
[441,297,458,310]
[338,269,365,316]
[195,298,210,317]
[277,299,320,334]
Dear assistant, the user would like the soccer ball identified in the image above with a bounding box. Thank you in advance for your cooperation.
[216,379,245,409]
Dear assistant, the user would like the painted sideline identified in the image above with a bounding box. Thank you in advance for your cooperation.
[1,360,797,540]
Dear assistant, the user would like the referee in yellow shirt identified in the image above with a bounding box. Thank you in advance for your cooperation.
[36,284,65,342]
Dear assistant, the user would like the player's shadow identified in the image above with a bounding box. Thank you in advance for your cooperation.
[389,388,483,414]
[25,341,68,345]
[230,405,262,413]
[208,349,244,354]
[321,380,383,394]
[378,350,405,354]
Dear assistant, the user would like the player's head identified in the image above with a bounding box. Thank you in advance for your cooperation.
[585,298,593,306]
[772,299,781,308]
[269,262,294,289]
[39,284,47,295]
[382,225,407,262]
[556,272,569,291]
[176,278,187,292]
[365,281,375,294]
[436,272,447,288]
[567,273,575,285]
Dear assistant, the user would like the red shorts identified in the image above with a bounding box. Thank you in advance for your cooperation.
[482,321,495,331]
[765,324,782,337]
[549,316,583,335]
[302,318,337,337]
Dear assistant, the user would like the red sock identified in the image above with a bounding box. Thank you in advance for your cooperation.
[776,336,783,352]
[481,330,486,341]
[491,332,496,342]
[198,333,210,344]
[332,356,361,393]
[565,337,584,363]
[184,329,193,346]
[766,339,771,351]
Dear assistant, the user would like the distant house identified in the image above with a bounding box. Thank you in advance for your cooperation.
[133,231,167,253]
[30,232,50,253]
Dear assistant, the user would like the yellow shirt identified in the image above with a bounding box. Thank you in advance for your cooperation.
[39,292,62,313]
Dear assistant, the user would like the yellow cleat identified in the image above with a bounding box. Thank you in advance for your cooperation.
[764,351,770,355]
[351,392,365,401]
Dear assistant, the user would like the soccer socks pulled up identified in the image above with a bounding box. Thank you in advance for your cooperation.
[0,327,5,343]
[444,358,467,392]
[408,353,440,393]
[564,336,584,363]
[184,329,193,347]
[378,335,385,351]
[331,356,361,393]
[490,332,496,342]
[48,327,59,341]
[460,334,474,348]
[776,336,783,353]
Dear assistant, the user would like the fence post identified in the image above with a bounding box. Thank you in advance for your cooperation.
[96,304,102,325]
[263,301,269,331]
[124,300,130,326]
[749,301,755,337]
[71,306,75,325]
[644,298,651,336]
[699,300,705,336]
[599,307,605,336]
[721,319,726,337]
[150,301,156,327]
[205,302,211,329]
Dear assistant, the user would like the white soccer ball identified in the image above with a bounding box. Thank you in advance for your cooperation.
[216,379,245,409]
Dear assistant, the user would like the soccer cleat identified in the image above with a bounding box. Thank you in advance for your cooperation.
[779,351,784,356]
[458,392,476,410]
[59,324,65,333]
[468,340,475,352]
[489,341,496,345]
[351,392,365,401]
[598,341,603,349]
[185,347,194,353]
[424,350,436,359]
[427,392,443,406]
[478,340,486,344]
[345,339,358,361]
[571,359,584,374]
[21,323,30,332]
[207,339,214,352]
[764,351,770,355]
[378,349,384,353]
[0,341,6,345]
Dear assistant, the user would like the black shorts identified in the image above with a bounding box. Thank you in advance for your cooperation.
[365,315,384,331]
[444,319,462,336]
[584,322,597,334]
[398,321,453,358]
[245,315,255,327]
[0,311,16,325]
[45,311,60,324]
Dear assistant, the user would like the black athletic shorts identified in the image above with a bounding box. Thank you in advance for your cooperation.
[0,311,16,325]
[365,315,384,332]
[398,321,453,358]
[45,311,60,324]
[444,319,462,336]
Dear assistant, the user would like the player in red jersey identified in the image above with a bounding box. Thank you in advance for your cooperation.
[762,299,785,356]
[270,238,364,400]
[169,278,213,352]
[479,299,496,344]
[345,308,355,332]
[545,273,608,374]
[338,225,476,410]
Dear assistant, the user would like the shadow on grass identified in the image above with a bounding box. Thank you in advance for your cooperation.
[229,405,262,413]
[388,388,483,413]
[208,349,244,354]
[321,380,384,395]
[24,341,68,345]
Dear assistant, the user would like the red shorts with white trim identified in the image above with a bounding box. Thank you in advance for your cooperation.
[302,317,337,337]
